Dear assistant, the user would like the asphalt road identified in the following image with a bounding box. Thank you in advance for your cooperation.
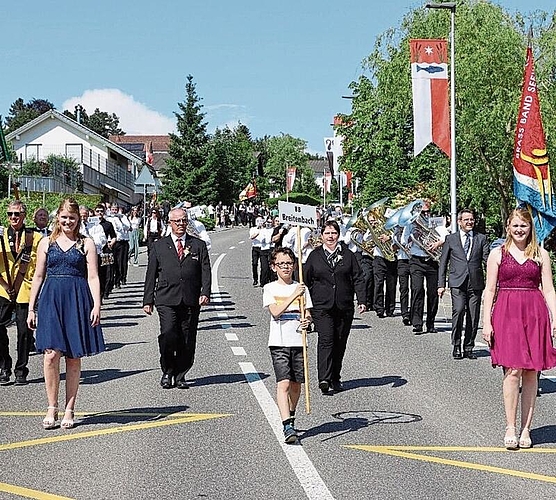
[2,226,556,500]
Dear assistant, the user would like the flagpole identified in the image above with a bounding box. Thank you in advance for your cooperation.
[285,162,289,202]
[426,2,457,232]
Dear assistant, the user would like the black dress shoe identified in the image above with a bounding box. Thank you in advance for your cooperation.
[426,327,438,333]
[0,369,11,385]
[413,325,423,334]
[14,376,28,386]
[331,381,344,392]
[377,313,385,319]
[402,317,411,326]
[160,374,173,389]
[176,379,189,389]
[452,346,463,359]
[463,350,477,359]
[319,380,330,394]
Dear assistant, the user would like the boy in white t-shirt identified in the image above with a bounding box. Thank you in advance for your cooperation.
[263,247,312,443]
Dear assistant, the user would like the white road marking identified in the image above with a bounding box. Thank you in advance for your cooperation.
[540,374,556,382]
[240,362,335,500]
[238,240,245,244]
[229,246,236,250]
[217,312,228,319]
[211,252,333,499]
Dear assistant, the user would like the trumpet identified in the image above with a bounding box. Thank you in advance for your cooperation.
[345,210,375,254]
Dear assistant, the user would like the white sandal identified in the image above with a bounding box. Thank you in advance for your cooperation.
[42,406,59,430]
[504,426,519,450]
[61,408,75,429]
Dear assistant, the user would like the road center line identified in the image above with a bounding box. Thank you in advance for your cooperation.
[240,362,334,500]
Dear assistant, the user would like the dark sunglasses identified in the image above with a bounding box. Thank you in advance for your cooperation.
[7,212,22,217]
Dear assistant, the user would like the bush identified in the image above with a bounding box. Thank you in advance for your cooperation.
[198,216,215,231]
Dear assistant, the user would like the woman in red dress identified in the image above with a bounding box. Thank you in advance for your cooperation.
[483,208,556,449]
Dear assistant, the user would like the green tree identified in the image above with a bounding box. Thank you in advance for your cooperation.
[63,107,125,138]
[5,98,55,133]
[203,125,257,205]
[162,75,209,204]
[258,134,312,199]
[341,0,556,237]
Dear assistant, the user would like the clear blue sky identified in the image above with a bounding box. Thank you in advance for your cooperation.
[1,0,554,154]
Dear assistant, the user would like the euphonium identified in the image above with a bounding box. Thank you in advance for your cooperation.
[398,199,443,261]
[384,206,412,256]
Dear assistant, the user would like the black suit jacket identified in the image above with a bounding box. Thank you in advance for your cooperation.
[438,231,489,290]
[304,243,366,310]
[143,234,211,307]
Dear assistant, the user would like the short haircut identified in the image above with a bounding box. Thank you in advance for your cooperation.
[270,247,295,265]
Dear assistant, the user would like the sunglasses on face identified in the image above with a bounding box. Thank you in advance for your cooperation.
[7,212,22,217]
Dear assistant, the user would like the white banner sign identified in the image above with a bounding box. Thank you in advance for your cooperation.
[278,201,317,228]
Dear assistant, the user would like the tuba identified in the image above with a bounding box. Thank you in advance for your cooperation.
[308,227,323,248]
[397,200,443,261]
[363,197,396,261]
[345,209,376,254]
[384,206,412,256]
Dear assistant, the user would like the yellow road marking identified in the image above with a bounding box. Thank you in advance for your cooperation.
[0,413,231,452]
[0,412,231,498]
[0,482,74,500]
[347,445,556,484]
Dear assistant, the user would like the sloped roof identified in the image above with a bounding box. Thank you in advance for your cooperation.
[6,109,144,165]
[109,134,171,152]
[308,159,329,174]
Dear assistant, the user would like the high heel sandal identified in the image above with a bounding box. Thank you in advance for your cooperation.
[42,406,59,430]
[504,426,519,450]
[61,408,75,429]
[519,427,532,448]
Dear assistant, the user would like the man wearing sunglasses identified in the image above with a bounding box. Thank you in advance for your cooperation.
[143,208,211,389]
[0,200,42,386]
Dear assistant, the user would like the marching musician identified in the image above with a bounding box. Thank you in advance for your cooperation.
[401,199,446,335]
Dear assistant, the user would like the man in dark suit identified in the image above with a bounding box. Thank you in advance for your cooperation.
[143,207,211,389]
[438,209,489,360]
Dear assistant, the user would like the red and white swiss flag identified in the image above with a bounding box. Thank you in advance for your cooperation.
[410,39,451,157]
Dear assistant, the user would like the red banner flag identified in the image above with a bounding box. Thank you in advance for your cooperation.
[146,141,154,166]
[286,167,296,192]
[513,42,556,241]
[410,39,450,157]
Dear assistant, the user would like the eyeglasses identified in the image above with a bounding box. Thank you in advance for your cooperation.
[169,218,188,224]
[275,262,294,269]
[7,212,22,217]
[95,209,104,213]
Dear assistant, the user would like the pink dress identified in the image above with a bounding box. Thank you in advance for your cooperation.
[490,250,556,370]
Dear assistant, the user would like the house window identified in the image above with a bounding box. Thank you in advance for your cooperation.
[65,144,83,163]
[25,144,40,160]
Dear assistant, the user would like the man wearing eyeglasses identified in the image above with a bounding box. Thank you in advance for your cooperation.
[143,207,211,389]
[0,200,42,386]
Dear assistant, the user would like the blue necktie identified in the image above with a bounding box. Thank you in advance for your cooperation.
[464,233,471,257]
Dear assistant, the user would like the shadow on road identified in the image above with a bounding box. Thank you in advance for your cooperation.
[530,424,556,445]
[342,375,408,391]
[299,409,422,442]
[190,372,270,387]
[78,404,190,427]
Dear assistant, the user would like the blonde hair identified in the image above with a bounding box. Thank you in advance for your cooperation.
[49,198,82,242]
[503,208,541,263]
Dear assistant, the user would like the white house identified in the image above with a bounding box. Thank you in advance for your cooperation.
[6,109,148,204]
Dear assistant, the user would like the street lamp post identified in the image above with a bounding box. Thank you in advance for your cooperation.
[425,2,457,232]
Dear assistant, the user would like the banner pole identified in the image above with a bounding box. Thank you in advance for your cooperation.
[296,225,311,414]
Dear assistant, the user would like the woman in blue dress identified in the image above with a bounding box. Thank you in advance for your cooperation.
[27,198,104,429]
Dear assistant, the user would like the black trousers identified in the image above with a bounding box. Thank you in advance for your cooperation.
[251,246,262,283]
[409,256,439,329]
[373,256,398,316]
[0,298,32,378]
[313,306,354,384]
[98,255,114,298]
[112,240,125,287]
[451,278,483,351]
[157,302,201,382]
[358,254,374,310]
[260,249,271,286]
[397,259,411,320]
